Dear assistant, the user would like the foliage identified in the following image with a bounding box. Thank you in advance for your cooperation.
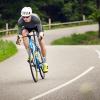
[0,0,97,28]
[89,9,100,21]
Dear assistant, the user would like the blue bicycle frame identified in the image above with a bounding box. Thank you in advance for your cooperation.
[26,32,45,82]
[28,34,42,69]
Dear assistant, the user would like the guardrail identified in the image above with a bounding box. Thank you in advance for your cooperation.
[0,20,93,36]
[0,28,17,33]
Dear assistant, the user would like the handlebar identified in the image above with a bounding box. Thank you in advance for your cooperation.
[23,34,43,41]
[17,31,43,41]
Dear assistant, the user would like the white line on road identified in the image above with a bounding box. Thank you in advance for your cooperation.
[96,49,100,59]
[29,66,95,100]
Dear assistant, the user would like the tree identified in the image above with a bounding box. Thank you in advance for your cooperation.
[39,0,64,22]
[0,0,97,28]
[96,0,100,38]
[89,0,100,38]
[79,0,86,20]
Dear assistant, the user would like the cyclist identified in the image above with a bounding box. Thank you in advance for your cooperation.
[16,7,48,73]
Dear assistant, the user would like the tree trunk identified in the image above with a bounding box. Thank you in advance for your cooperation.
[96,0,100,9]
[96,0,100,38]
[79,0,84,20]
[98,21,100,38]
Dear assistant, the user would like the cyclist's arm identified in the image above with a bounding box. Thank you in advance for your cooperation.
[17,16,24,35]
[32,13,44,33]
[32,15,44,39]
[17,24,23,39]
[16,20,23,45]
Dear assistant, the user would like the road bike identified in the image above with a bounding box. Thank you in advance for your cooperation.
[24,31,45,82]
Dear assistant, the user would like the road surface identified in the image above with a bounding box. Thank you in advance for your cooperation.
[0,24,100,100]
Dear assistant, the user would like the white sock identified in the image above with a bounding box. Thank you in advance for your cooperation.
[42,57,46,63]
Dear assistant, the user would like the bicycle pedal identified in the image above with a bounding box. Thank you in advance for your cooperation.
[27,59,33,63]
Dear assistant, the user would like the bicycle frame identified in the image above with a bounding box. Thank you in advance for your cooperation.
[28,33,42,68]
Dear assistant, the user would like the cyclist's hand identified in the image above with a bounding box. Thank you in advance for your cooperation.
[16,35,21,45]
[39,32,44,40]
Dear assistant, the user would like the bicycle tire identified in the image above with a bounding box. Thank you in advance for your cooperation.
[37,50,45,79]
[29,49,38,82]
[39,67,45,79]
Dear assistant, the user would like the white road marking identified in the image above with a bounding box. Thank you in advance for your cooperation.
[29,66,95,100]
[95,49,100,58]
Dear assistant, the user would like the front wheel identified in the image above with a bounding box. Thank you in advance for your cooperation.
[29,63,38,82]
[29,49,38,82]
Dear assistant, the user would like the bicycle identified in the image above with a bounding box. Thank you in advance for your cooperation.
[23,31,45,82]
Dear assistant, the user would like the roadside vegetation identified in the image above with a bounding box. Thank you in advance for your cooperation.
[51,31,100,45]
[0,39,18,62]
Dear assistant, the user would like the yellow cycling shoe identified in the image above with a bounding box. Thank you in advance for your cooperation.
[42,63,48,73]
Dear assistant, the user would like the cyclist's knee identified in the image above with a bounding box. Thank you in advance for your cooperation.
[22,29,28,36]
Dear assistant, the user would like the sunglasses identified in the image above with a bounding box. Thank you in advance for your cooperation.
[23,16,30,19]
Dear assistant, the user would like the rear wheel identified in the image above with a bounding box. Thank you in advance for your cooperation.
[39,67,45,79]
[37,50,45,79]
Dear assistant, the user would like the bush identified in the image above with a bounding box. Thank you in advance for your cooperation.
[51,31,100,45]
[0,39,18,62]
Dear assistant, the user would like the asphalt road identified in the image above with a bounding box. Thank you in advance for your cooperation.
[0,24,100,100]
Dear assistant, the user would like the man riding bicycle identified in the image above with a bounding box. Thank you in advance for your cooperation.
[16,7,48,73]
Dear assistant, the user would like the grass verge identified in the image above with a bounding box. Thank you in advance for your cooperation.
[0,39,18,62]
[51,31,100,45]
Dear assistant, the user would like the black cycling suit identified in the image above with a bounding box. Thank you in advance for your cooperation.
[18,13,44,36]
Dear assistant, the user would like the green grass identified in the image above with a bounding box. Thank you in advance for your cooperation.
[51,31,100,45]
[0,39,18,62]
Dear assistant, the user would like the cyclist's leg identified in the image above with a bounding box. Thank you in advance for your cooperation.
[21,29,30,57]
[33,26,47,61]
[34,25,48,73]
[38,33,48,73]
[39,37,46,59]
